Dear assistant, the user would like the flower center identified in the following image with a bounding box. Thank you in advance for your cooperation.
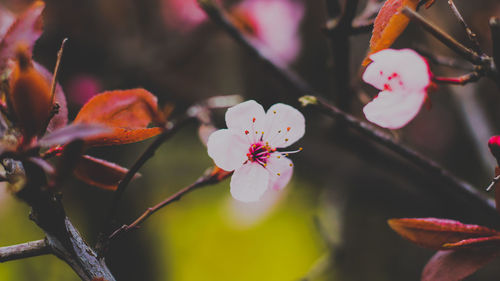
[247,142,274,166]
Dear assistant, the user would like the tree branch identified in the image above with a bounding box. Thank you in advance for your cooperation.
[402,7,484,65]
[12,160,116,281]
[0,239,50,262]
[447,0,482,53]
[324,0,359,108]
[197,0,500,225]
[489,17,500,88]
[108,167,230,242]
[108,113,197,219]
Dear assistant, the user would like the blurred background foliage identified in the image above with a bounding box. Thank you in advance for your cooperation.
[1,0,500,280]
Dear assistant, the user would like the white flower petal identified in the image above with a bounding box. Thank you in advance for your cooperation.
[230,162,269,202]
[266,153,293,191]
[365,49,430,92]
[225,100,266,139]
[262,103,305,148]
[207,129,248,171]
[363,90,427,129]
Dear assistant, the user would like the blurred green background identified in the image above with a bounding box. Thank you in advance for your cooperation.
[2,0,500,280]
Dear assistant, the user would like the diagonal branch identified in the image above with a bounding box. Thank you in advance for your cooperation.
[108,167,230,242]
[0,239,50,262]
[401,7,484,65]
[197,0,500,225]
[447,0,482,53]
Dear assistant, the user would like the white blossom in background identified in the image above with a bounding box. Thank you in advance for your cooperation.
[362,48,432,129]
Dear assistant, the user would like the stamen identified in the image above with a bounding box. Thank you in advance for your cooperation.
[279,147,303,154]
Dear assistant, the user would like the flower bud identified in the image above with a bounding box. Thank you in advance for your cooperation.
[9,44,52,141]
[488,136,500,165]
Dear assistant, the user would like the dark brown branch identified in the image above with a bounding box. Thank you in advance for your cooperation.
[197,0,500,225]
[299,96,499,223]
[0,239,50,262]
[108,167,229,242]
[402,7,483,65]
[324,0,359,108]
[415,47,472,70]
[489,17,500,88]
[197,0,314,97]
[447,0,482,53]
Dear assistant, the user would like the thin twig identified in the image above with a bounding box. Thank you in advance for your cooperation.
[196,0,500,225]
[402,7,484,65]
[108,167,230,241]
[447,0,482,53]
[415,47,472,70]
[49,38,68,103]
[433,72,480,85]
[0,239,50,262]
[108,112,198,219]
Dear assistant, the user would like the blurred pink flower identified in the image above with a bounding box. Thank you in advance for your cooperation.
[161,0,207,32]
[161,0,305,64]
[67,74,101,105]
[0,5,15,40]
[230,0,305,65]
[207,100,305,202]
[362,48,431,129]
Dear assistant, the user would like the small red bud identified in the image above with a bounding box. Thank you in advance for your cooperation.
[9,44,53,141]
[488,136,500,165]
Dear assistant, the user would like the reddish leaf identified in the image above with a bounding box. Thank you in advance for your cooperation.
[34,62,68,132]
[388,218,499,250]
[38,123,111,147]
[422,248,499,281]
[73,89,163,146]
[0,1,44,70]
[443,235,500,250]
[362,0,420,66]
[74,155,140,191]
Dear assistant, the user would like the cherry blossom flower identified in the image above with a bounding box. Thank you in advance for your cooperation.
[161,0,305,65]
[161,0,207,32]
[230,0,305,65]
[207,100,305,202]
[362,48,431,129]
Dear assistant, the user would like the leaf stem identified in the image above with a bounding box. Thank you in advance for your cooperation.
[433,72,481,85]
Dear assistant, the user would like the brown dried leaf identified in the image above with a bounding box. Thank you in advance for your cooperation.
[388,218,499,250]
[363,0,420,66]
